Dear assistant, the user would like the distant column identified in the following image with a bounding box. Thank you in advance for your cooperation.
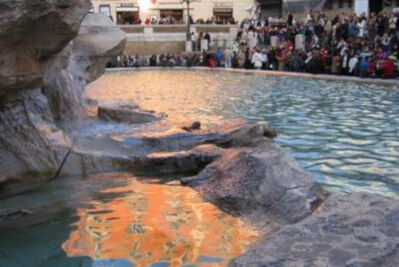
[354,0,369,16]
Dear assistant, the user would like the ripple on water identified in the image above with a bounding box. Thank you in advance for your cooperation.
[0,173,258,267]
[86,70,399,196]
[62,174,258,267]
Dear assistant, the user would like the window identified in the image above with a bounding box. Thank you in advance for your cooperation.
[116,3,140,25]
[213,8,233,21]
[160,9,183,20]
[99,5,111,17]
[325,0,334,9]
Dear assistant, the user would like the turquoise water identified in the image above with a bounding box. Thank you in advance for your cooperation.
[0,173,257,267]
[1,69,398,267]
[87,69,399,196]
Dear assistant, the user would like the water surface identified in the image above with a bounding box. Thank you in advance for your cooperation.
[0,173,257,267]
[86,69,399,197]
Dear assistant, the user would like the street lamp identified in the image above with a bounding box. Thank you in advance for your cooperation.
[182,0,201,52]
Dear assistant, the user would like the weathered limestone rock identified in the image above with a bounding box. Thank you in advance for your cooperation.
[135,121,271,153]
[43,14,127,122]
[62,122,269,177]
[73,14,127,83]
[231,193,399,267]
[0,0,91,93]
[98,100,162,124]
[64,144,224,177]
[0,89,70,183]
[182,141,328,230]
[0,10,126,184]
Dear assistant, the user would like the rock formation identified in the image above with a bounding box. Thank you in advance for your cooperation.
[230,193,399,267]
[97,100,163,124]
[0,0,91,93]
[0,2,126,186]
[43,14,127,122]
[182,141,328,230]
[61,121,274,177]
[1,3,399,266]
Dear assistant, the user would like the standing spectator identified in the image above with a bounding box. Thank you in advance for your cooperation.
[381,56,396,78]
[251,48,265,69]
[224,46,233,68]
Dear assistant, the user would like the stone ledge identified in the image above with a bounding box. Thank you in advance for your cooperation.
[230,192,399,267]
[106,67,399,87]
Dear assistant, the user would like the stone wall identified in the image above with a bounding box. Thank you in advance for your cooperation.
[124,41,186,55]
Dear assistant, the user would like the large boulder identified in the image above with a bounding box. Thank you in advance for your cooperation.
[182,141,328,230]
[0,0,91,94]
[231,193,399,267]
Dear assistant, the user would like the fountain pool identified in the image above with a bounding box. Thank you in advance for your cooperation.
[86,69,399,197]
[1,69,398,267]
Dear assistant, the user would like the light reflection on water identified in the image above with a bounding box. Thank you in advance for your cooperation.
[62,175,257,267]
[86,69,399,197]
[0,173,257,267]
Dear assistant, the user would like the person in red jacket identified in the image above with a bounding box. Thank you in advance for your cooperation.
[368,57,376,77]
[381,56,396,79]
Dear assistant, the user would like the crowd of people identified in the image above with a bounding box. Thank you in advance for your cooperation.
[110,50,238,69]
[112,10,399,79]
[237,10,399,78]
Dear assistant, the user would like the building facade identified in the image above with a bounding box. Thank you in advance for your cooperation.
[282,0,399,18]
[91,0,256,25]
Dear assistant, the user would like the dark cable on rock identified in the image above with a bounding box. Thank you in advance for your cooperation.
[51,143,74,181]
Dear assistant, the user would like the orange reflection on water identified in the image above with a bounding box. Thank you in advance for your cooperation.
[63,178,258,267]
[85,70,230,125]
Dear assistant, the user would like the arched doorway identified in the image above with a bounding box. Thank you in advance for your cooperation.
[370,0,383,13]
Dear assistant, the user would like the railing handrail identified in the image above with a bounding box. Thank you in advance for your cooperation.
[119,24,238,28]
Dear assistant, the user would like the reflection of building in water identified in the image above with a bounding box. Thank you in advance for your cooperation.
[63,178,258,267]
[91,0,256,25]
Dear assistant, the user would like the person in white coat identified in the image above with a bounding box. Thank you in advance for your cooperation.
[357,18,367,38]
[348,55,359,75]
[252,48,265,69]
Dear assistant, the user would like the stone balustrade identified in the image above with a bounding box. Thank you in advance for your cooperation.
[119,24,239,55]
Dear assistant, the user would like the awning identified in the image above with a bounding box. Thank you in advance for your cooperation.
[116,7,139,12]
[158,3,183,9]
[214,8,233,13]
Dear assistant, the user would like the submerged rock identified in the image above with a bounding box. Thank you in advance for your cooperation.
[0,209,33,222]
[98,100,162,124]
[230,193,399,267]
[182,121,201,132]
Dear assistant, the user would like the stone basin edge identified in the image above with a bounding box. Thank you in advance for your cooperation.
[106,66,399,87]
